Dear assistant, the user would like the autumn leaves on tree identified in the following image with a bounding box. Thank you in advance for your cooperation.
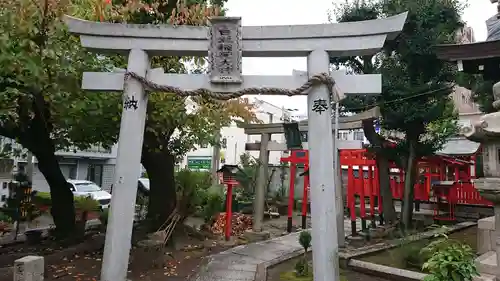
[0,0,256,235]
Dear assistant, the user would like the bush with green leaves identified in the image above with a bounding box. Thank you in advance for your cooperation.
[296,231,312,277]
[421,235,478,281]
[201,191,224,223]
[0,211,11,223]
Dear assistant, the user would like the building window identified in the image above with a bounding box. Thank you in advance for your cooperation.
[221,138,227,149]
[268,113,274,123]
[354,131,365,141]
[87,164,103,187]
[69,165,77,179]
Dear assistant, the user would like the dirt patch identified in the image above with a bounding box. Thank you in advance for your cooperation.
[43,234,233,281]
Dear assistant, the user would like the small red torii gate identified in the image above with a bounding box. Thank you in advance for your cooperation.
[280,149,309,232]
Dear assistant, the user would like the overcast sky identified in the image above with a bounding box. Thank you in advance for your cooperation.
[224,0,497,116]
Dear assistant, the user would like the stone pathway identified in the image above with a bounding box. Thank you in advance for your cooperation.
[189,217,363,281]
[189,220,477,281]
[190,231,304,281]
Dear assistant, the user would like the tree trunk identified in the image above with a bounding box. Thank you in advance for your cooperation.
[401,139,418,231]
[362,119,396,222]
[32,147,75,237]
[142,149,177,231]
[376,156,397,223]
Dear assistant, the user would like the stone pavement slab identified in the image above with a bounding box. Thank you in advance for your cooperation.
[189,231,305,281]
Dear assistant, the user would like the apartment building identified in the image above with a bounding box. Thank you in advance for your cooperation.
[0,137,118,193]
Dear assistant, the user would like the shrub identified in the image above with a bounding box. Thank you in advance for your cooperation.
[32,191,52,206]
[421,236,478,281]
[0,211,10,223]
[175,169,212,218]
[33,192,99,211]
[202,191,224,223]
[296,231,312,277]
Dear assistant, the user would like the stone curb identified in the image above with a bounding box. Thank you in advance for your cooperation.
[348,259,426,281]
[253,221,477,281]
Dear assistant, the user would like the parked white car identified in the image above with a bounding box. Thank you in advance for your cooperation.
[67,180,112,209]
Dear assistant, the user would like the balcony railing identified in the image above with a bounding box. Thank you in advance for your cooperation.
[57,145,112,155]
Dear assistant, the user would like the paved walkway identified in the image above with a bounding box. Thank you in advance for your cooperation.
[189,217,364,281]
[189,219,476,281]
[190,231,304,281]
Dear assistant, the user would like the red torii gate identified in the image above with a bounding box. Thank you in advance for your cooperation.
[280,149,309,232]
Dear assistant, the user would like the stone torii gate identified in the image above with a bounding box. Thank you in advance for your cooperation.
[241,106,380,247]
[66,13,406,281]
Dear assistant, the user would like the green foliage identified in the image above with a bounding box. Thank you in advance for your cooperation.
[32,191,52,206]
[75,196,100,213]
[421,237,478,281]
[331,0,463,154]
[201,191,224,223]
[0,0,119,150]
[100,208,109,226]
[299,231,312,252]
[175,169,211,216]
[294,259,310,278]
[280,269,313,281]
[456,73,496,113]
[33,191,99,211]
[235,153,260,199]
[295,231,312,277]
[0,211,11,223]
[331,0,464,228]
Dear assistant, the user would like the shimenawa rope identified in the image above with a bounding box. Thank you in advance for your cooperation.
[124,71,335,101]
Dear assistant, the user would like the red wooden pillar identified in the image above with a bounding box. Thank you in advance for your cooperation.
[348,164,357,235]
[359,166,367,231]
[287,164,296,233]
[225,183,233,241]
[375,166,383,225]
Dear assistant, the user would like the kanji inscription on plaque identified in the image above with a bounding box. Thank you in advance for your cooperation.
[208,17,242,84]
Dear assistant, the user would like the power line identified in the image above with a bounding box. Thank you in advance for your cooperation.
[345,85,454,112]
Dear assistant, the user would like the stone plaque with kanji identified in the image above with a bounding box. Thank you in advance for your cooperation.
[208,17,242,84]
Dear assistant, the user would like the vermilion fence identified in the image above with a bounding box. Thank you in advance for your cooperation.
[338,148,491,235]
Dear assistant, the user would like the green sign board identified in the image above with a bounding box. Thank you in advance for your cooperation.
[187,157,212,170]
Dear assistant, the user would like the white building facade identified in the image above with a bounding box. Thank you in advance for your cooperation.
[0,137,118,193]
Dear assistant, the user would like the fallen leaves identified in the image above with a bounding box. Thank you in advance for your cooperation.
[209,213,253,236]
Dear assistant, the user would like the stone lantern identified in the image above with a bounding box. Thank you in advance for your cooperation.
[463,82,500,279]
